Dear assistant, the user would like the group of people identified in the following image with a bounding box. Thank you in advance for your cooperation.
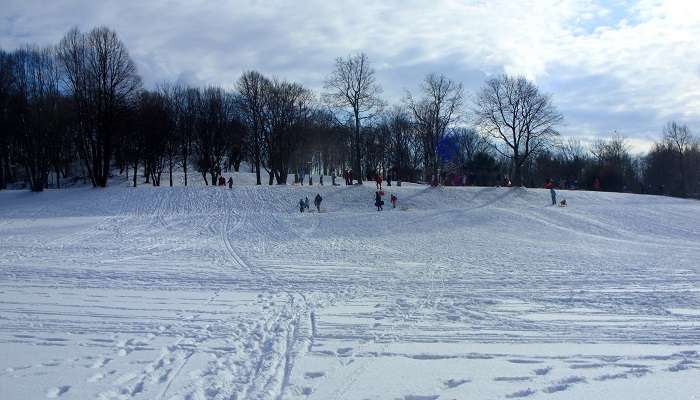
[374,191,398,211]
[297,191,399,213]
[299,193,323,213]
[214,175,234,188]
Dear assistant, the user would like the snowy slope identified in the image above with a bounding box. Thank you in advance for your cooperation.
[1,183,699,400]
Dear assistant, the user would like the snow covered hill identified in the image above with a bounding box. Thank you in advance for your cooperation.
[1,183,699,399]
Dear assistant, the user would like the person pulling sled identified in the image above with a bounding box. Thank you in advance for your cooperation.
[544,179,557,205]
[375,191,384,211]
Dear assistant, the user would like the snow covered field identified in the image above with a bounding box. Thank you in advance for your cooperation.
[1,180,699,399]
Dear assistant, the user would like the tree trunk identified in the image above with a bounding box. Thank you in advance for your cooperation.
[183,157,188,186]
[0,155,5,190]
[55,166,61,189]
[354,113,362,184]
[255,159,261,185]
[513,154,523,187]
[132,160,138,187]
[169,158,174,187]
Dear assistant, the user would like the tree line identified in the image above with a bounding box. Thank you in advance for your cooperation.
[0,26,698,197]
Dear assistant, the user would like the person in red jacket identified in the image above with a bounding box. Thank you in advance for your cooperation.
[375,173,383,190]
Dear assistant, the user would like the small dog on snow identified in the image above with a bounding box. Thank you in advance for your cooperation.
[559,199,567,207]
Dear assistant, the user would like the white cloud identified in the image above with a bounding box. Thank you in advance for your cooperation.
[2,0,700,151]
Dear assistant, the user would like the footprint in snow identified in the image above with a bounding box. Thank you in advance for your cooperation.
[494,376,532,382]
[45,385,70,398]
[542,376,586,394]
[444,378,470,388]
[337,347,353,356]
[505,388,536,398]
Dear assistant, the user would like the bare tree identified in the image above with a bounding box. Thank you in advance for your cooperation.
[194,87,234,185]
[473,74,562,186]
[662,121,695,195]
[57,26,141,187]
[177,86,199,186]
[0,50,15,190]
[11,47,65,191]
[323,52,384,184]
[237,71,269,185]
[406,73,463,182]
[379,106,415,184]
[262,79,313,184]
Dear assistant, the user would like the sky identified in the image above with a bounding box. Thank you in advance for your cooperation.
[2,0,700,152]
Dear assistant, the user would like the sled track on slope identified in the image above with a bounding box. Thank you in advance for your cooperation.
[216,190,312,400]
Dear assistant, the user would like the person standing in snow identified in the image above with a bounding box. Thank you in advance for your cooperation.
[544,179,557,205]
[331,171,337,186]
[227,177,233,188]
[314,193,323,212]
[299,198,305,213]
[375,174,383,190]
[375,191,383,211]
[390,193,397,208]
[309,175,313,186]
[320,175,323,186]
[304,196,310,211]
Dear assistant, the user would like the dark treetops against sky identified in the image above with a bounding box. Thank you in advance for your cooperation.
[2,0,699,152]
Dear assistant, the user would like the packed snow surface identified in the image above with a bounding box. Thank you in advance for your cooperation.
[1,181,699,399]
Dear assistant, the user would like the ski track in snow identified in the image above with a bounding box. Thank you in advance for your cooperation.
[1,182,700,399]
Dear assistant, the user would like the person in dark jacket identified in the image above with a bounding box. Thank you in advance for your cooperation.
[227,177,233,188]
[544,179,556,205]
[314,193,322,212]
[375,191,383,211]
[299,198,305,213]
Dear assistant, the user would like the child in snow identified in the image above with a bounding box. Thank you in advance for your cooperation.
[390,193,397,208]
[320,175,323,186]
[375,174,383,190]
[544,179,556,205]
[299,198,305,213]
[304,197,310,211]
[375,191,383,211]
[314,193,323,212]
[227,177,233,188]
